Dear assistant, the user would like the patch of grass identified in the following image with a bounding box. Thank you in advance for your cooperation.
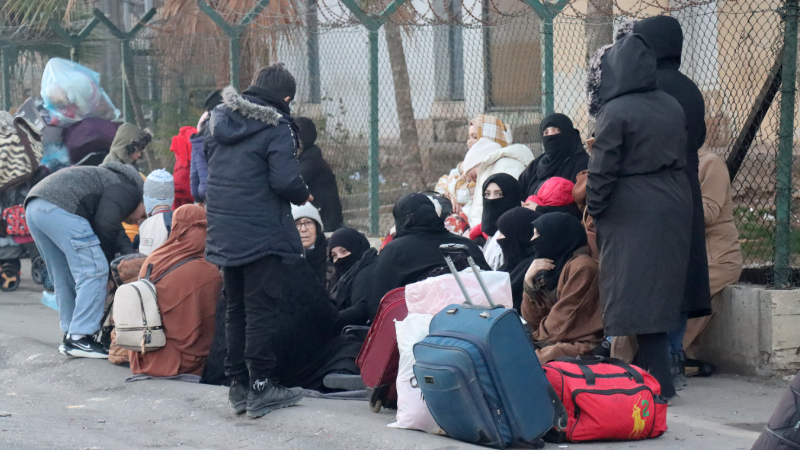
[734,206,800,264]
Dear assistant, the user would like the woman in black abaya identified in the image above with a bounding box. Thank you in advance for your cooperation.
[478,173,524,269]
[370,193,488,312]
[495,207,542,311]
[519,113,589,197]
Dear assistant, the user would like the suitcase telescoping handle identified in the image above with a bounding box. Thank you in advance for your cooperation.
[439,243,496,308]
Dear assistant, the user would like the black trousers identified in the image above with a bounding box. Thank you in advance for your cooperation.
[633,333,677,399]
[223,255,284,383]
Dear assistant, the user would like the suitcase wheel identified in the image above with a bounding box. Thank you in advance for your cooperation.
[0,267,21,292]
[370,397,383,413]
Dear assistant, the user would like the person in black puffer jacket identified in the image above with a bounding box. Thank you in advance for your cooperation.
[204,63,312,418]
[25,161,146,359]
[294,117,343,232]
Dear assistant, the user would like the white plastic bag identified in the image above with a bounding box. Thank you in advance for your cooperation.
[405,269,513,315]
[40,58,120,127]
[388,314,445,435]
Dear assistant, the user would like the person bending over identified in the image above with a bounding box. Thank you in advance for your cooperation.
[25,162,145,358]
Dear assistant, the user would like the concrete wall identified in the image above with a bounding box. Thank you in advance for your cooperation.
[698,284,800,378]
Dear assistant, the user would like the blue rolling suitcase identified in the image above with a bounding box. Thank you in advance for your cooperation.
[413,244,567,449]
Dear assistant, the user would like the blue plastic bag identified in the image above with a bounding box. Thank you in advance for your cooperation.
[40,58,120,127]
[40,291,58,311]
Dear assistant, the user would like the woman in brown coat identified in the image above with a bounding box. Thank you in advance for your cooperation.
[130,205,222,377]
[520,212,604,363]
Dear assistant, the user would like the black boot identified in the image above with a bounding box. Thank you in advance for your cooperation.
[670,352,688,392]
[247,379,305,419]
[229,379,248,415]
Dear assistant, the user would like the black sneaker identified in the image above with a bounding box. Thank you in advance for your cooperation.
[229,380,248,415]
[63,336,109,359]
[246,379,305,419]
[58,333,68,356]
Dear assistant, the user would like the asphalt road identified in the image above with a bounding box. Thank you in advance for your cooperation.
[0,264,787,450]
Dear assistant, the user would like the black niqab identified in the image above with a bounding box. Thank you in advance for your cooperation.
[531,212,588,292]
[329,228,370,277]
[496,207,543,312]
[480,173,523,237]
[519,114,589,197]
[393,193,447,238]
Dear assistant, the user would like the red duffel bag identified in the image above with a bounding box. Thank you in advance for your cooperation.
[543,356,668,443]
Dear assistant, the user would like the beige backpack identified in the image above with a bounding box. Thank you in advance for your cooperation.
[113,258,196,353]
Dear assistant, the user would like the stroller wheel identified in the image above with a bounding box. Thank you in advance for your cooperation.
[42,266,54,292]
[31,257,46,285]
[0,267,20,292]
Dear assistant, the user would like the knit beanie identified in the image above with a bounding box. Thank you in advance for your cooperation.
[292,202,323,228]
[143,169,175,216]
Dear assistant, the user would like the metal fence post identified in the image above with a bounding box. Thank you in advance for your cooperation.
[368,29,380,235]
[197,0,270,91]
[340,0,409,235]
[48,18,100,63]
[93,7,157,127]
[520,0,567,115]
[0,46,12,111]
[775,0,799,287]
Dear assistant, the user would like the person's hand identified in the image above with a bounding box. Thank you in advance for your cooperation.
[451,197,462,215]
[296,194,315,206]
[523,201,538,211]
[525,258,554,283]
[586,138,595,153]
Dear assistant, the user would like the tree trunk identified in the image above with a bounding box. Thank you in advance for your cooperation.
[384,19,426,190]
[585,0,613,135]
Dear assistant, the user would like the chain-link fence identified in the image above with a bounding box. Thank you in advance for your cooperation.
[0,0,798,284]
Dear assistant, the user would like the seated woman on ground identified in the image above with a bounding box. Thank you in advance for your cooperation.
[435,115,510,219]
[129,205,222,378]
[495,207,542,311]
[523,176,582,221]
[328,228,379,328]
[521,212,604,364]
[371,193,489,312]
[518,113,589,197]
[461,137,533,228]
[470,173,523,269]
[292,202,334,292]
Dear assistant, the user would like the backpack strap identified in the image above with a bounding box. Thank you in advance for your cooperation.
[152,257,199,284]
[144,263,153,281]
[163,211,173,236]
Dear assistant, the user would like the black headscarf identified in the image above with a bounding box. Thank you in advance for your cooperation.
[328,227,370,277]
[204,89,223,112]
[241,85,291,115]
[530,212,588,291]
[305,222,329,284]
[480,173,523,237]
[537,114,584,180]
[393,193,447,239]
[519,114,589,197]
[496,207,543,311]
[497,207,542,273]
[294,117,318,151]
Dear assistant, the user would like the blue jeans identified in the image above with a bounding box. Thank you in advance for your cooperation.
[26,199,109,336]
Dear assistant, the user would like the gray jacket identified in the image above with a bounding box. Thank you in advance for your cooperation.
[26,162,144,260]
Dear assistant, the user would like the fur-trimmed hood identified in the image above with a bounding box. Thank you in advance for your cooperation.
[209,86,286,145]
[105,123,152,165]
[586,34,659,117]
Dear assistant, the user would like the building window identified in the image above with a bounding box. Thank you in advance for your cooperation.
[483,0,541,109]
[434,0,465,101]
